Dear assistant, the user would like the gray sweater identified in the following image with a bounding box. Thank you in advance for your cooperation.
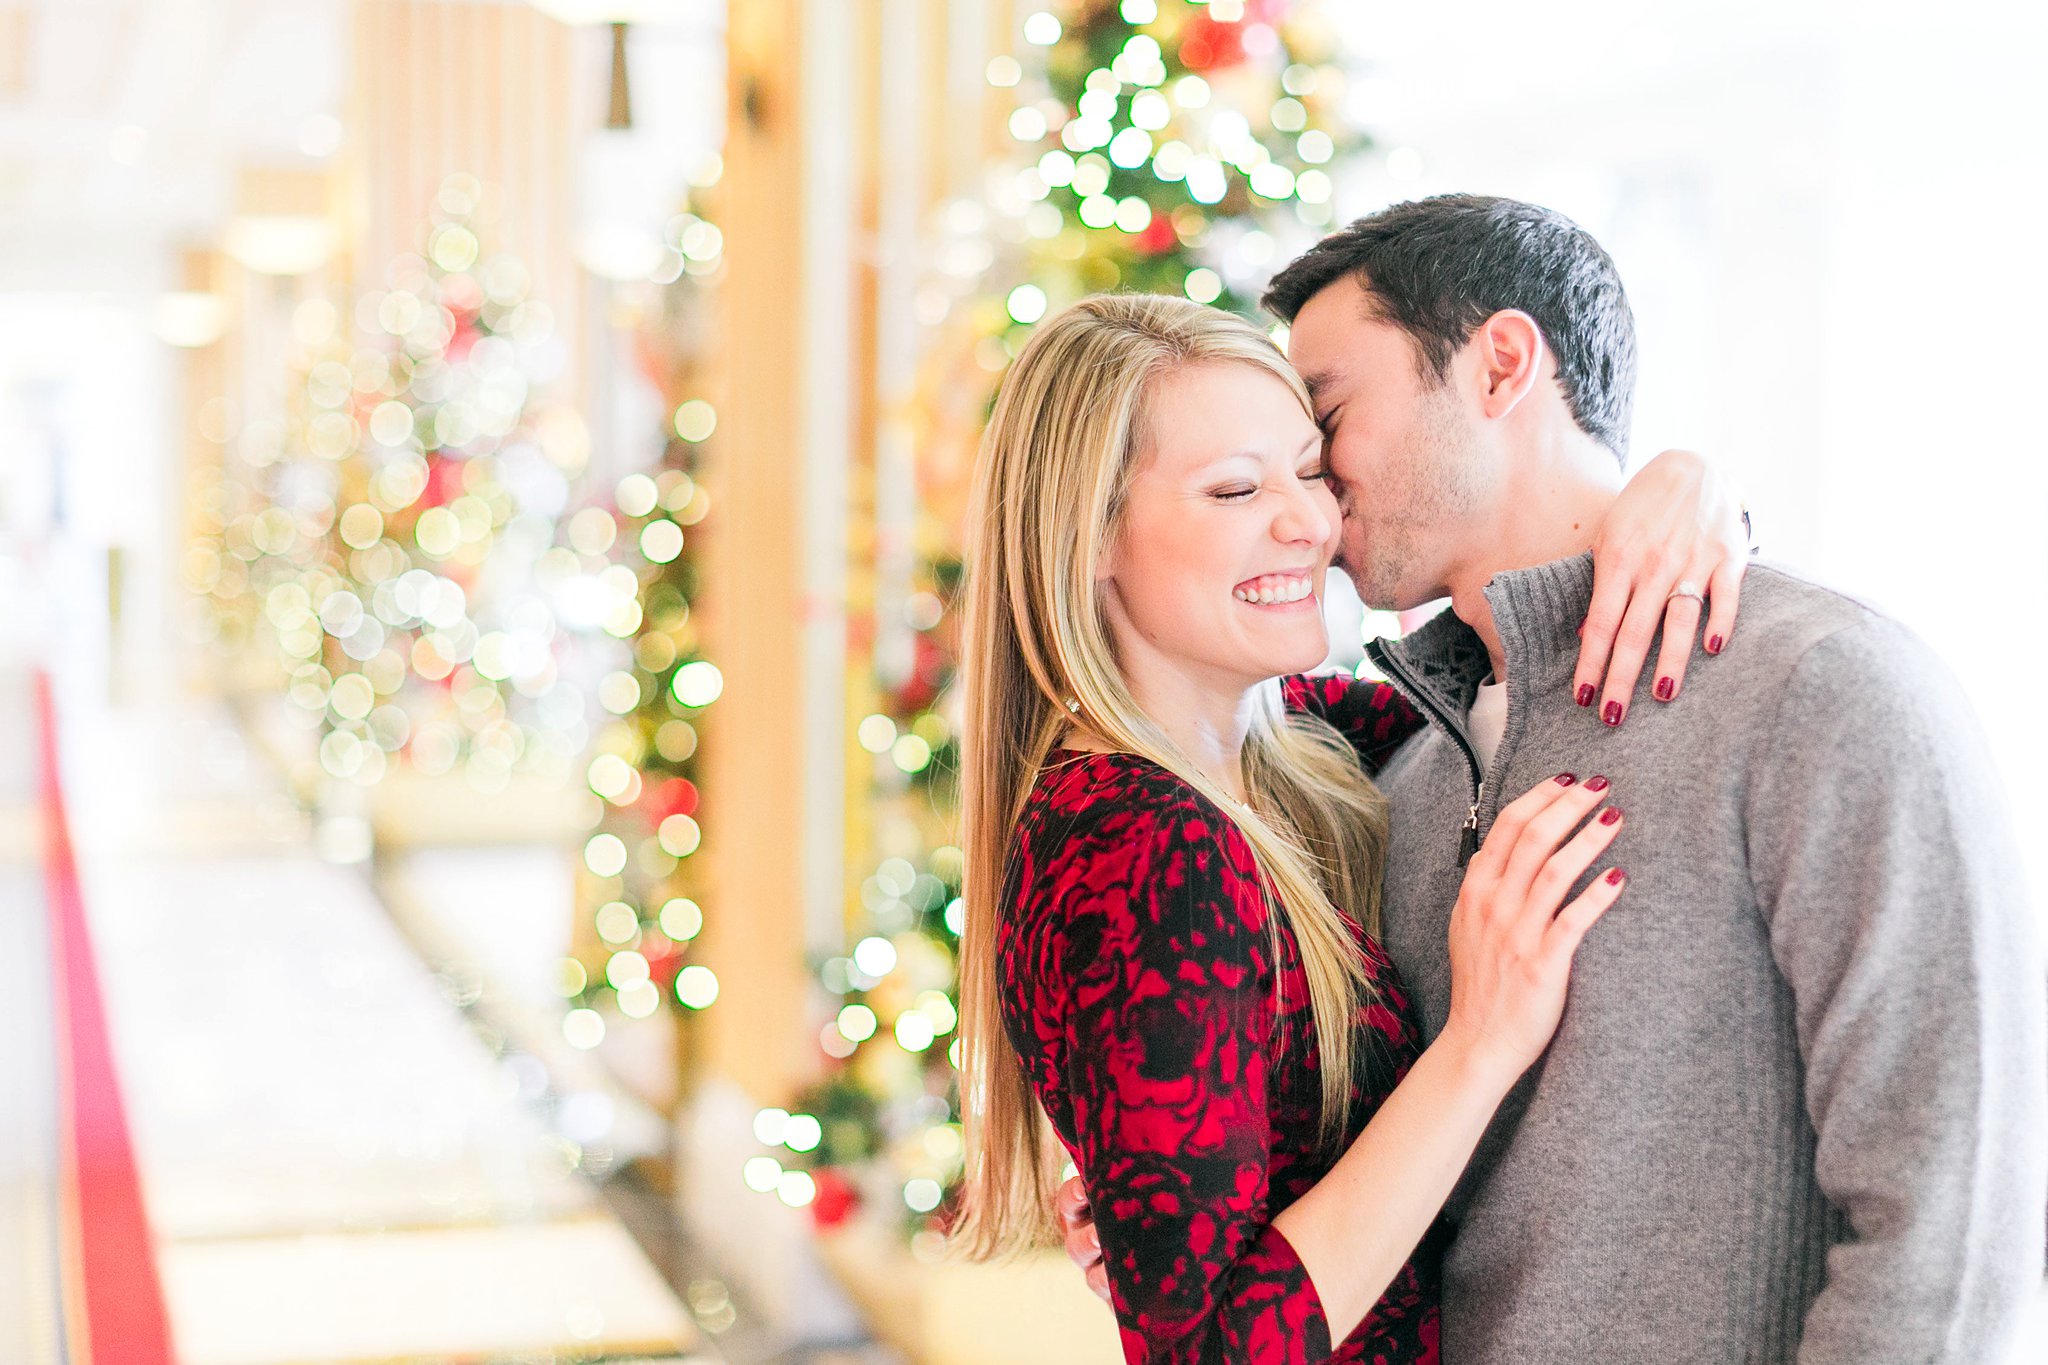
[1364,552,2046,1364]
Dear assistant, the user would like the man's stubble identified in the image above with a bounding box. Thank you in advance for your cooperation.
[1337,382,1492,613]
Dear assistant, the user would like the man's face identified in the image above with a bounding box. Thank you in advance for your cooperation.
[1286,274,1495,611]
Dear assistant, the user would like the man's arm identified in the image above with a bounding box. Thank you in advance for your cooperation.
[1746,616,2046,1362]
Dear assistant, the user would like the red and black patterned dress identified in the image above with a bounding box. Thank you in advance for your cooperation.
[995,675,1438,1365]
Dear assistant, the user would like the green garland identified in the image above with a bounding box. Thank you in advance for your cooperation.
[560,191,729,1048]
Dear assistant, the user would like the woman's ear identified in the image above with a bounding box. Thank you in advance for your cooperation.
[1093,525,1120,585]
[1471,308,1547,421]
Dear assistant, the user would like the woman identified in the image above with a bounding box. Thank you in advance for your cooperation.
[954,294,1743,1363]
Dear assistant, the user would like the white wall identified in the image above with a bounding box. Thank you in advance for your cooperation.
[1332,0,2048,918]
[0,295,169,694]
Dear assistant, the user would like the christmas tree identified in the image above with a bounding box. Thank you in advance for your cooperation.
[557,186,730,1059]
[744,0,1371,1243]
[224,175,591,798]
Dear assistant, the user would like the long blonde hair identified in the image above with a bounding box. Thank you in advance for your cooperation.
[954,294,1391,1259]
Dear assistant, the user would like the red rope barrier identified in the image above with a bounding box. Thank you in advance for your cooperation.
[36,671,178,1365]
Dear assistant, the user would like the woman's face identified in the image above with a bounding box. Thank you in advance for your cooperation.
[1099,361,1338,693]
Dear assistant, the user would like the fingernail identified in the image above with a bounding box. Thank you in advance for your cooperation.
[1585,775,1610,792]
[1707,634,1724,655]
[1654,676,1674,702]
[1599,806,1623,826]
[1603,700,1624,727]
[1576,683,1595,707]
[1605,866,1628,885]
[1555,772,1577,786]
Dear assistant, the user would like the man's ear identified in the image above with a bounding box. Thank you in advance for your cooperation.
[1469,309,1547,422]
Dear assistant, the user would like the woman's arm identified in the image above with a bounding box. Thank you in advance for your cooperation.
[1060,773,1631,1351]
[1579,448,1751,725]
[1051,793,1340,1363]
[1281,673,1426,776]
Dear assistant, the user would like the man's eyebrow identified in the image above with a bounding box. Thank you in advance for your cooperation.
[1302,370,1342,408]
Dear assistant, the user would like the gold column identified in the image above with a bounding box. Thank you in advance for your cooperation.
[687,0,1016,1111]
[698,0,837,1106]
[174,247,232,698]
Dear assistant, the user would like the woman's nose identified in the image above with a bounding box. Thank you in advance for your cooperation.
[1272,482,1334,545]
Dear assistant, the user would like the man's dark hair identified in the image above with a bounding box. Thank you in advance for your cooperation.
[1262,194,1637,460]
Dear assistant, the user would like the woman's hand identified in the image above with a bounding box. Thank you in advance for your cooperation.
[1576,448,1749,726]
[1439,773,1629,1087]
[1057,1172,1110,1303]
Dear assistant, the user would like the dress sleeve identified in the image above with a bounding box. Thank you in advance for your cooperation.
[1049,794,1335,1365]
[1281,672,1426,777]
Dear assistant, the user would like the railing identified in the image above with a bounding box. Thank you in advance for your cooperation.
[35,670,176,1364]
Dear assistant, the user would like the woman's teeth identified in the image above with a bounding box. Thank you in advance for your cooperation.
[1233,575,1314,605]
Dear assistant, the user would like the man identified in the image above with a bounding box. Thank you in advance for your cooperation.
[1063,195,2046,1361]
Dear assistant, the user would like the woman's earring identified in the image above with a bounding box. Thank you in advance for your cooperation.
[1062,697,1081,714]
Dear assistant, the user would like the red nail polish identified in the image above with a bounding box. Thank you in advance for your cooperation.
[1576,684,1595,707]
[1585,775,1610,792]
[1655,676,1674,702]
[1555,772,1577,786]
[1707,634,1724,655]
[1603,700,1623,726]
[1605,866,1627,885]
[1599,806,1623,826]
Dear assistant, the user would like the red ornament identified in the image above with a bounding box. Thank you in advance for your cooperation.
[894,633,947,713]
[1134,212,1179,256]
[643,940,684,991]
[418,453,465,509]
[809,1167,859,1229]
[445,309,480,363]
[645,776,700,822]
[1180,12,1249,71]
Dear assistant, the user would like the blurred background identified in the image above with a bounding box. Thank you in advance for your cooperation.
[1,1,2042,1362]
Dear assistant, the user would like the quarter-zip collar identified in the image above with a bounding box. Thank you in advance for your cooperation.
[1366,609,1491,862]
[1365,551,1599,863]
[1480,550,1598,698]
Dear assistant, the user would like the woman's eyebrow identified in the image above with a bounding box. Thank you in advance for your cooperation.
[1190,450,1262,475]
[1193,435,1321,473]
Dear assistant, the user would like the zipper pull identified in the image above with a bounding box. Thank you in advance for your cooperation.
[1457,778,1487,865]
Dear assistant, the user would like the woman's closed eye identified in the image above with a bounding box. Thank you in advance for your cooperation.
[1207,461,1330,500]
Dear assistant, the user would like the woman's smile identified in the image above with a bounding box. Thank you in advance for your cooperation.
[1231,570,1321,608]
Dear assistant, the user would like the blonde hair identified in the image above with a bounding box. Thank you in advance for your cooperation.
[954,294,1390,1260]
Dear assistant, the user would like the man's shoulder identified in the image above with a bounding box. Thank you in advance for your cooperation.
[1718,559,1966,722]
[1717,559,1931,666]
[1726,558,1894,650]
